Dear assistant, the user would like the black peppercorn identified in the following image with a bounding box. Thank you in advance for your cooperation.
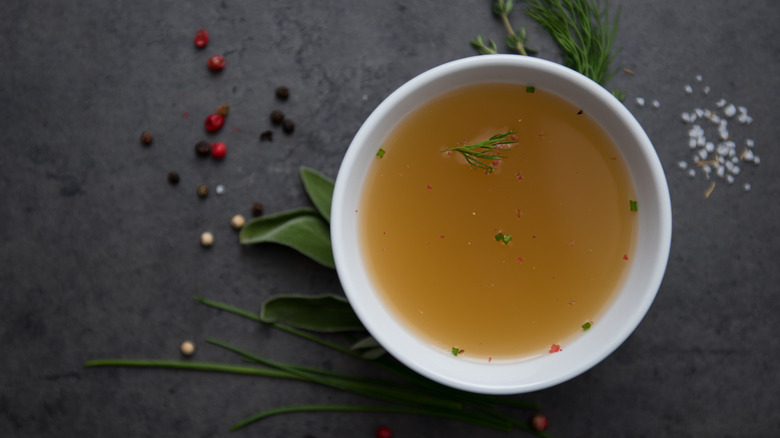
[251,202,264,217]
[140,131,153,145]
[282,118,295,134]
[270,110,284,125]
[197,184,209,198]
[275,86,290,100]
[167,172,180,185]
[259,130,273,142]
[195,141,211,157]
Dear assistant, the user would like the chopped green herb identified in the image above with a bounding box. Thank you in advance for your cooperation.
[494,232,512,244]
[376,148,386,158]
[451,347,459,356]
[629,199,638,211]
[526,85,536,93]
[582,321,592,331]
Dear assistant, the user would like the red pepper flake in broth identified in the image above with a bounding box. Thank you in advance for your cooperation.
[549,344,562,354]
[426,184,432,190]
[516,209,523,218]
[516,257,524,263]
[488,357,492,363]
[182,112,189,118]
[516,173,523,180]
[623,254,629,260]
[440,235,445,239]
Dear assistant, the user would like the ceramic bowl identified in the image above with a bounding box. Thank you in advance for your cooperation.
[331,55,672,394]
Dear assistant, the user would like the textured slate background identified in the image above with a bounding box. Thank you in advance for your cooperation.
[1,1,778,436]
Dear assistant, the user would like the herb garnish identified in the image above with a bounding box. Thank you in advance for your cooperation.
[582,321,592,331]
[525,0,621,86]
[495,232,513,244]
[376,148,386,158]
[472,0,535,55]
[443,131,518,173]
[629,199,638,212]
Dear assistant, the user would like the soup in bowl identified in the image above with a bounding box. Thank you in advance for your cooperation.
[331,55,671,394]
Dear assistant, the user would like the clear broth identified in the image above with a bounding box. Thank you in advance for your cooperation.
[360,83,637,360]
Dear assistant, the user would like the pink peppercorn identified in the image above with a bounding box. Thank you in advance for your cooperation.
[193,29,209,48]
[211,142,226,159]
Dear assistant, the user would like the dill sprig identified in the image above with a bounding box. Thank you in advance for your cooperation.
[525,0,621,86]
[443,131,518,173]
[472,1,535,56]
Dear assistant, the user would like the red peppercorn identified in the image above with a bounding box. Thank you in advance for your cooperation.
[530,414,549,431]
[375,426,392,438]
[211,142,227,159]
[207,55,225,71]
[193,29,209,48]
[204,113,225,132]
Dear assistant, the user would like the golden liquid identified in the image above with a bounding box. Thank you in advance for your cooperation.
[360,83,637,360]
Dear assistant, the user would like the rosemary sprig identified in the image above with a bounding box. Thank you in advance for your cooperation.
[472,0,535,56]
[443,131,518,173]
[525,0,621,86]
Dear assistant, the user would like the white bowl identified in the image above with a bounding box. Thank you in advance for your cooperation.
[331,55,672,394]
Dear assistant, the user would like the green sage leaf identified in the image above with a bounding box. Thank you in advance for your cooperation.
[300,167,334,223]
[261,294,365,332]
[359,347,387,360]
[240,207,334,268]
[350,336,381,350]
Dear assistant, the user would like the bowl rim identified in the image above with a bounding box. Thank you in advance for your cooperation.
[331,55,672,394]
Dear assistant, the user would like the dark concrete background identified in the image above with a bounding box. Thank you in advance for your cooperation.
[1,1,778,436]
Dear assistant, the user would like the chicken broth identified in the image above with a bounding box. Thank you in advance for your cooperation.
[359,82,637,360]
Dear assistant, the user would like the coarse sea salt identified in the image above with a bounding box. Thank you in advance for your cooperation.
[675,76,758,196]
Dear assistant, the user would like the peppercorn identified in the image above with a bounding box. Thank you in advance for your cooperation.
[376,426,392,438]
[259,130,273,142]
[140,131,153,145]
[530,414,549,431]
[282,118,295,134]
[207,55,225,71]
[269,110,284,125]
[167,172,180,185]
[197,184,209,198]
[205,113,225,132]
[251,202,264,217]
[275,86,290,100]
[195,141,211,157]
[193,29,209,48]
[180,340,196,356]
[230,214,246,230]
[211,142,227,159]
[200,231,214,247]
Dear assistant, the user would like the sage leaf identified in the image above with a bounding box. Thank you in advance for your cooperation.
[350,336,381,350]
[260,294,365,332]
[300,167,334,223]
[239,207,334,268]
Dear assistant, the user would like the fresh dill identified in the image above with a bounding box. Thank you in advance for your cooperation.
[443,131,518,173]
[472,0,535,56]
[525,0,621,86]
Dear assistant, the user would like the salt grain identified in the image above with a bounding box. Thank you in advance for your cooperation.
[695,74,703,82]
[635,97,646,106]
[723,104,737,117]
[684,84,693,94]
[215,184,225,195]
[652,99,661,108]
[716,98,727,108]
[687,169,696,178]
[677,161,689,170]
[726,174,735,184]
[746,138,755,148]
[703,86,711,94]
[743,183,751,192]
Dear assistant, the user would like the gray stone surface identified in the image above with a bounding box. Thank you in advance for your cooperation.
[1,1,779,436]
